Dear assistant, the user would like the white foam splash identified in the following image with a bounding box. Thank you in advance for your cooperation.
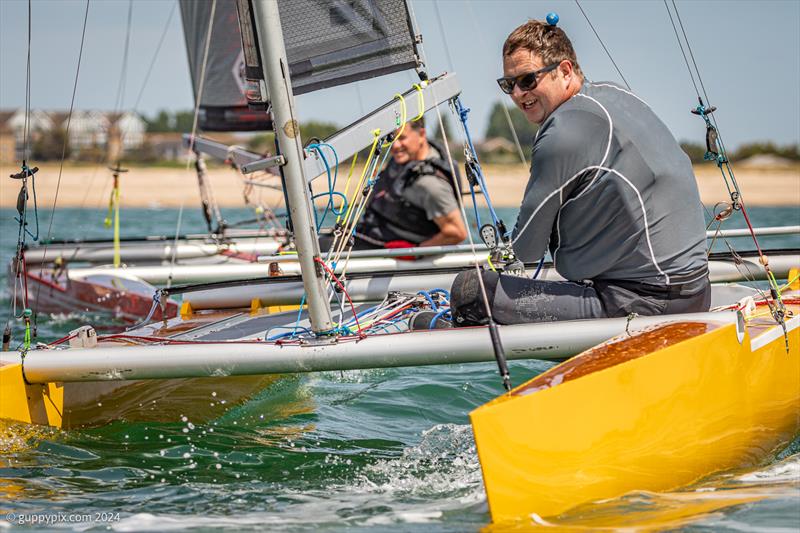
[736,454,800,484]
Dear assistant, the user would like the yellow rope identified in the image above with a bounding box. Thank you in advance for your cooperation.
[411,82,426,121]
[335,152,360,225]
[340,130,381,228]
[486,254,497,272]
[113,186,120,268]
[779,272,800,292]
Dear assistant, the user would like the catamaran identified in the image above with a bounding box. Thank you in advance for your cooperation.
[1,0,797,524]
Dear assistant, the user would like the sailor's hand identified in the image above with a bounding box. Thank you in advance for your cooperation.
[384,240,419,261]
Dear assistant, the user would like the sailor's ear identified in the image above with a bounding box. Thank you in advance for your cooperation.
[558,59,574,79]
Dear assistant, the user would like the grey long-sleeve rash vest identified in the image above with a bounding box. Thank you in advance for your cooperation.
[511,82,707,286]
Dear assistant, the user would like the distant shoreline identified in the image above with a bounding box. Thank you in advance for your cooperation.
[1,162,797,210]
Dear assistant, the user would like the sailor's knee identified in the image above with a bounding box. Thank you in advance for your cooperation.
[450,269,500,326]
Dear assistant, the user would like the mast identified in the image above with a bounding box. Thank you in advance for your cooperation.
[249,0,333,334]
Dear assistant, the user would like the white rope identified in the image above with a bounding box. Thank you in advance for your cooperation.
[186,0,217,168]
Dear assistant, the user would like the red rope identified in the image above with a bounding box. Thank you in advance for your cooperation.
[314,257,364,337]
[48,332,78,346]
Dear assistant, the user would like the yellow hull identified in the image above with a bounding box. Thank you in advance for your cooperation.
[0,361,277,429]
[470,308,800,522]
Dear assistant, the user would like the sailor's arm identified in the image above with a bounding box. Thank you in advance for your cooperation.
[420,208,468,247]
[511,108,610,262]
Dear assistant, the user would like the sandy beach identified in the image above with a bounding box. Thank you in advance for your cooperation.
[1,161,797,210]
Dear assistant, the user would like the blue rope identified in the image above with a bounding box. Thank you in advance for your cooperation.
[428,288,450,300]
[428,308,451,329]
[468,183,482,229]
[532,256,544,279]
[307,143,340,230]
[416,290,439,311]
[453,98,502,227]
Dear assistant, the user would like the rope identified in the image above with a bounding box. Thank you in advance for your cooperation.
[574,0,631,90]
[306,143,343,230]
[22,0,32,162]
[27,0,90,339]
[665,0,788,335]
[131,1,176,112]
[463,0,527,166]
[453,97,502,228]
[315,258,363,337]
[186,0,217,165]
[411,84,425,121]
[112,0,133,115]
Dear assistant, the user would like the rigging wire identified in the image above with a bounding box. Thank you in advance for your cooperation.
[574,0,631,90]
[463,0,528,167]
[79,1,174,209]
[131,0,176,112]
[409,0,512,391]
[663,0,788,339]
[4,0,36,345]
[112,0,134,116]
[22,0,32,163]
[186,0,217,166]
[30,0,91,337]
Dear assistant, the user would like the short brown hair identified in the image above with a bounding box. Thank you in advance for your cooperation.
[407,116,425,132]
[503,20,583,77]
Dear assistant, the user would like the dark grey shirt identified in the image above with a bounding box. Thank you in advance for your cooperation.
[512,82,707,285]
[382,145,461,242]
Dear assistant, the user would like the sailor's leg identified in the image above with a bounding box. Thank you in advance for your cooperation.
[450,270,606,326]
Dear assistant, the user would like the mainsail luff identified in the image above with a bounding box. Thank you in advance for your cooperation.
[248,0,333,333]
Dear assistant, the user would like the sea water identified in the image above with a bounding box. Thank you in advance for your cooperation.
[0,206,798,531]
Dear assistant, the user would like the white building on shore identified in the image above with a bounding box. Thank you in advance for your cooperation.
[0,109,146,162]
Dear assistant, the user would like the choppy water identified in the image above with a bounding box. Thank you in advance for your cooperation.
[0,206,798,531]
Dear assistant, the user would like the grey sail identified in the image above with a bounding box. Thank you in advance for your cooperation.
[279,0,421,95]
[180,0,273,131]
[181,0,420,131]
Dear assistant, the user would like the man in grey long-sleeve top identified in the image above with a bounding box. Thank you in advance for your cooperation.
[450,18,710,325]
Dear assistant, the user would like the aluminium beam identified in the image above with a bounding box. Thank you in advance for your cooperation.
[182,134,274,172]
[303,72,462,183]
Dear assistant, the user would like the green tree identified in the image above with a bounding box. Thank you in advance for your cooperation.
[679,141,707,164]
[430,113,454,144]
[247,132,275,153]
[145,110,172,132]
[732,142,799,161]
[485,101,538,147]
[299,120,339,144]
[173,111,196,133]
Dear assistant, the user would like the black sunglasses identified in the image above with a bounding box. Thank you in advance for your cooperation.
[496,63,560,94]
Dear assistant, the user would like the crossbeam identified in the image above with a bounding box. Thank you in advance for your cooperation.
[303,72,462,183]
[182,134,275,172]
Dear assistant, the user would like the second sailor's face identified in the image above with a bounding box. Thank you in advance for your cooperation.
[391,127,426,164]
[503,49,564,125]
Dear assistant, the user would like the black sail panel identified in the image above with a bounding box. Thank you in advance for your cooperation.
[279,0,420,95]
[180,0,273,132]
[181,0,420,131]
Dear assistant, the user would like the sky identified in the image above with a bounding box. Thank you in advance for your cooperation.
[1,0,798,150]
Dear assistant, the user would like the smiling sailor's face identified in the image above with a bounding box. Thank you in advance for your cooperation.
[503,49,571,125]
[391,126,427,165]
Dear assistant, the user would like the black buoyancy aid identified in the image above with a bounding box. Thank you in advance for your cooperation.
[358,141,459,245]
